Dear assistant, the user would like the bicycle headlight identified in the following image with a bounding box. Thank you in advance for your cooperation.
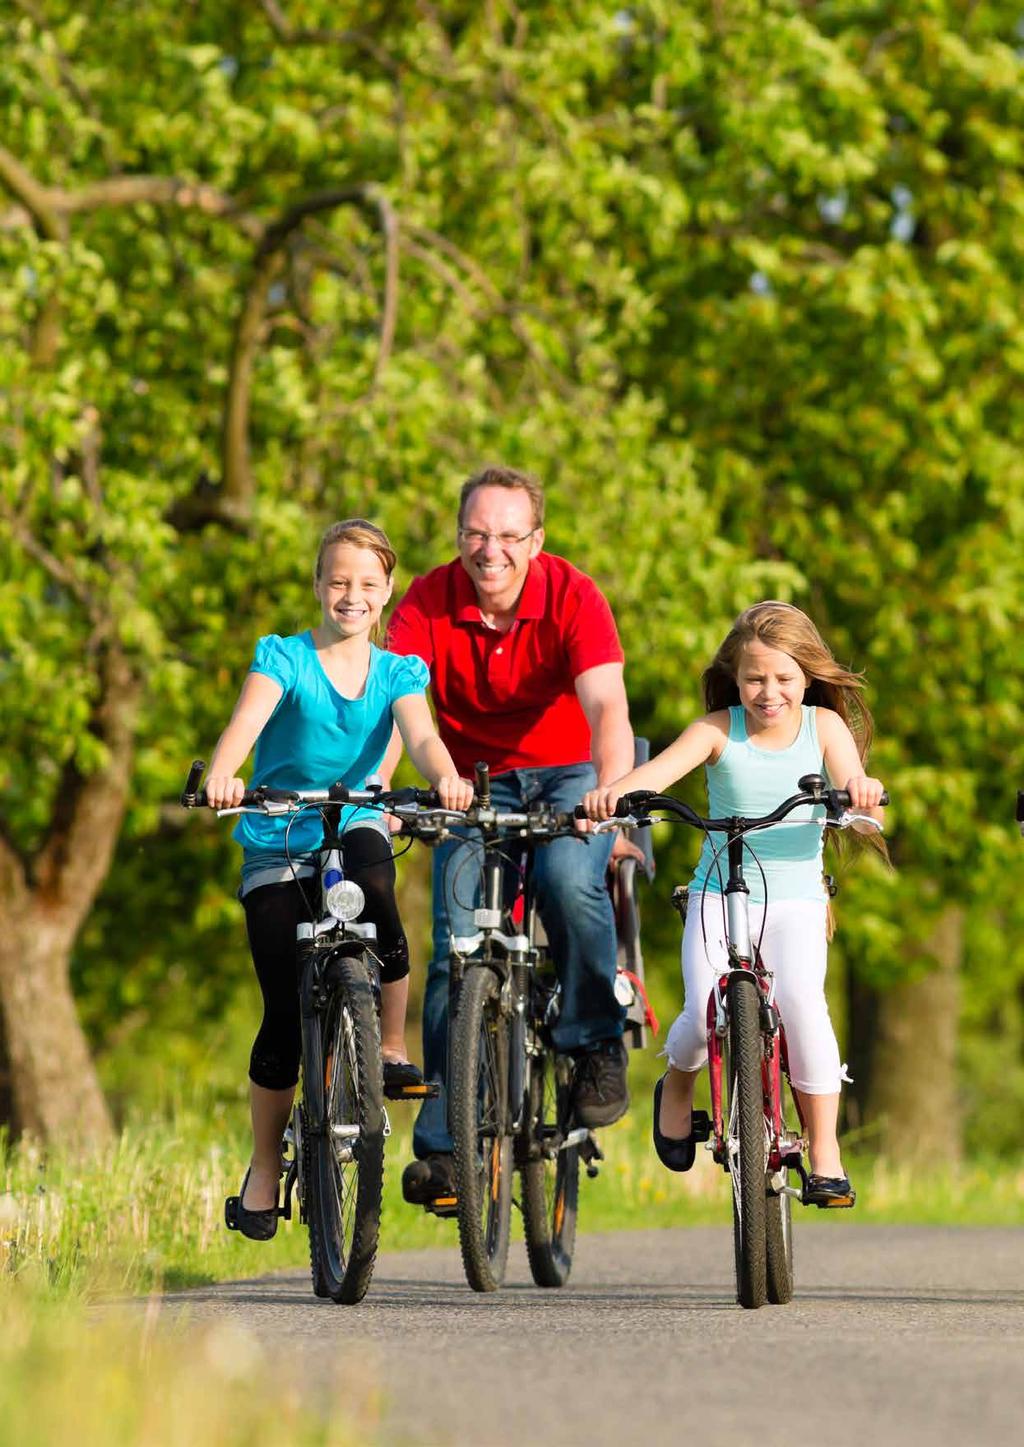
[325,878,365,922]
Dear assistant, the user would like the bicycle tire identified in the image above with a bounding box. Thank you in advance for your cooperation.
[518,1047,579,1288]
[726,974,767,1309]
[765,1176,794,1304]
[304,951,385,1305]
[450,965,514,1292]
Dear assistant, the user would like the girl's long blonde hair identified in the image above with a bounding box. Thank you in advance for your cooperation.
[703,600,874,761]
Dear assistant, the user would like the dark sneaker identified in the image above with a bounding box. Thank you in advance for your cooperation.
[570,1038,629,1129]
[401,1152,456,1205]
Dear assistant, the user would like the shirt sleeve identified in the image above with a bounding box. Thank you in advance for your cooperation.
[563,576,624,678]
[386,581,434,667]
[250,634,297,694]
[388,652,430,702]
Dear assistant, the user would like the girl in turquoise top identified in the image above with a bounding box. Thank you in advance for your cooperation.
[584,602,885,1207]
[205,519,473,1238]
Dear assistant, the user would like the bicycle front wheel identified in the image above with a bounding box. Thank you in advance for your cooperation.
[726,974,767,1309]
[304,951,385,1305]
[450,965,514,1292]
[518,1047,579,1288]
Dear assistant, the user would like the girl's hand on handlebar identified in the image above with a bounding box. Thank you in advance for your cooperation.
[205,774,246,809]
[843,773,885,810]
[581,785,623,822]
[437,775,475,810]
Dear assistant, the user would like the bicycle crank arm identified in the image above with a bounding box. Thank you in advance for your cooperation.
[579,1132,605,1178]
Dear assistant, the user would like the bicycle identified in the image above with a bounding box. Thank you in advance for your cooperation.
[180,760,442,1305]
[409,762,617,1293]
[586,771,886,1310]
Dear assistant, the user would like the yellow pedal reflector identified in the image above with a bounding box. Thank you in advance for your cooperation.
[432,1195,457,1208]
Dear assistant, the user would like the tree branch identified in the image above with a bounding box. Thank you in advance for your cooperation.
[223,184,400,506]
[33,641,140,920]
[405,222,572,395]
[257,0,401,74]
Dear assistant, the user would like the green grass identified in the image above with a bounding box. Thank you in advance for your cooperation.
[0,1275,368,1447]
[2,1091,1021,1303]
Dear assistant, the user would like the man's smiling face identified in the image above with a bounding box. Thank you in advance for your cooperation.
[457,484,544,615]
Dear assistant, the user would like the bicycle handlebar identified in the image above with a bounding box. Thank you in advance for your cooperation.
[179,760,577,838]
[179,760,439,812]
[573,772,888,835]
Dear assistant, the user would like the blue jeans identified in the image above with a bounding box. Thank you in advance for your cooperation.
[413,763,623,1158]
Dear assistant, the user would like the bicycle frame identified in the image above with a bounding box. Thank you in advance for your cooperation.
[445,773,593,1162]
[699,832,804,1182]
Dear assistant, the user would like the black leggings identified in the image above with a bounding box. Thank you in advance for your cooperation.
[242,827,408,1091]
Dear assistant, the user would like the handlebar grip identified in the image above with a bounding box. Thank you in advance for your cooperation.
[573,804,588,820]
[181,760,206,807]
[474,761,491,808]
[829,788,889,810]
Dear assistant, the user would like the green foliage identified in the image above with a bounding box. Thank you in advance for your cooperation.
[2,3,1023,1142]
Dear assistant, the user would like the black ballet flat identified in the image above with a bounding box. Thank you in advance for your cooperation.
[224,1168,279,1240]
[652,1076,708,1173]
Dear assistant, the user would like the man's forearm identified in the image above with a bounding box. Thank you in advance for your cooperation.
[591,703,635,786]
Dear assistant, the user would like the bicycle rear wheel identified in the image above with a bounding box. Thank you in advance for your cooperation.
[450,965,514,1292]
[304,951,385,1304]
[726,974,767,1309]
[518,1047,579,1288]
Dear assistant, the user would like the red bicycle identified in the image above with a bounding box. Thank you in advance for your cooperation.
[591,772,886,1309]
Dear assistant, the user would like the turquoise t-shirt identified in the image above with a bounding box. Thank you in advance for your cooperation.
[690,704,827,903]
[233,632,429,878]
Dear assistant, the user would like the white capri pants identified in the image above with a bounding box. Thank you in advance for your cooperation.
[664,894,846,1096]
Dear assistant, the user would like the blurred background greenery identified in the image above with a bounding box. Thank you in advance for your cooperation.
[2,0,1023,1231]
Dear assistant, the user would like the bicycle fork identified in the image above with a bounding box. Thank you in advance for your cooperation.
[707,968,804,1184]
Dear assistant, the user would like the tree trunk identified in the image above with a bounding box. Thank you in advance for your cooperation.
[856,906,963,1166]
[0,884,112,1146]
[0,644,138,1149]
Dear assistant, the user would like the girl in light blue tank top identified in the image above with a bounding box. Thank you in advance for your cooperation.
[581,602,886,1206]
[692,703,827,903]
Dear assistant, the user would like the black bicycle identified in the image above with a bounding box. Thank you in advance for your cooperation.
[413,764,607,1292]
[180,761,440,1305]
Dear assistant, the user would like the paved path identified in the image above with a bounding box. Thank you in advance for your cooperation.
[160,1225,1024,1446]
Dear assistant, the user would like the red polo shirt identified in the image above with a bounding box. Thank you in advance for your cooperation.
[387,552,624,778]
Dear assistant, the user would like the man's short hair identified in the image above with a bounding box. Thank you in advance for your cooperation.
[458,465,545,531]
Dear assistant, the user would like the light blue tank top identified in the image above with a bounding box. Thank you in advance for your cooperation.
[690,705,827,903]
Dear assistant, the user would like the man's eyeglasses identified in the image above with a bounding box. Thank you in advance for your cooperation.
[458,527,537,548]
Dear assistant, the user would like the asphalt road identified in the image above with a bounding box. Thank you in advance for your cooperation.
[161,1224,1024,1447]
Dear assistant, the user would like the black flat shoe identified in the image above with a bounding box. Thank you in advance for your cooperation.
[653,1076,701,1173]
[804,1173,856,1209]
[401,1152,456,1207]
[225,1168,279,1240]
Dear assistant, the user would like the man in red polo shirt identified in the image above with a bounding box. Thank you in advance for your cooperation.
[387,465,634,1206]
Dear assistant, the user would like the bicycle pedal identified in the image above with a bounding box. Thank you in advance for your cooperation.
[690,1109,711,1142]
[383,1081,440,1101]
[224,1196,240,1231]
[811,1192,857,1210]
[424,1195,458,1218]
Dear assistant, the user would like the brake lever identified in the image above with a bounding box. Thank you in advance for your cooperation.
[832,810,885,833]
